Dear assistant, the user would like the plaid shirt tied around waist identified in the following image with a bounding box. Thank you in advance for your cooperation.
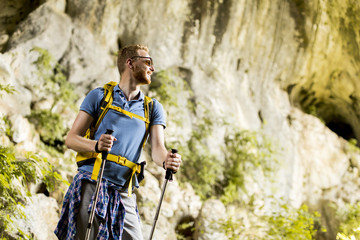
[54,170,126,240]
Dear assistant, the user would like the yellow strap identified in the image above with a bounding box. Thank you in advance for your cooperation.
[104,81,117,102]
[77,152,141,196]
[142,96,153,148]
[92,153,102,180]
[144,96,151,122]
[76,151,97,163]
[107,153,141,196]
[85,82,117,140]
[128,167,137,197]
[94,97,113,130]
[108,105,149,123]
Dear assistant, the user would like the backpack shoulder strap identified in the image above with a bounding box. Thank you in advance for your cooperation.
[86,81,117,139]
[142,95,154,148]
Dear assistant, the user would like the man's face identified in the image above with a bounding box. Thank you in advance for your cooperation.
[131,50,155,85]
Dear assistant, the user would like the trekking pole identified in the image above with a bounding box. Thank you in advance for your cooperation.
[85,129,113,240]
[148,149,178,240]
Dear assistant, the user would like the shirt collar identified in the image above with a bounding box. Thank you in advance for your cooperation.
[114,84,144,101]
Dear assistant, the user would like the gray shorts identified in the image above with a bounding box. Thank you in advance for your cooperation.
[75,181,143,240]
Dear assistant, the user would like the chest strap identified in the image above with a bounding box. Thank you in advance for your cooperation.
[77,152,141,196]
[108,105,149,123]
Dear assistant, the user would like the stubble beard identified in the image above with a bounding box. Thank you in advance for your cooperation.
[134,70,151,85]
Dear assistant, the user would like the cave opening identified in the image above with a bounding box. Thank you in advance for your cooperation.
[295,90,358,144]
[175,215,196,240]
[36,182,50,197]
[325,120,356,141]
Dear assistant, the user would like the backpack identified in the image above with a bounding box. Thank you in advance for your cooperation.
[75,81,153,196]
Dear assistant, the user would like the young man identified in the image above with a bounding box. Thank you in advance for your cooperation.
[55,45,182,240]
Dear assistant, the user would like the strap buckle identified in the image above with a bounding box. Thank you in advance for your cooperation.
[114,155,126,165]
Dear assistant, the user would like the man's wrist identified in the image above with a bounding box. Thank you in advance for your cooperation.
[95,141,101,153]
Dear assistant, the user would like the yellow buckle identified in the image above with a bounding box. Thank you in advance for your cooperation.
[114,156,125,165]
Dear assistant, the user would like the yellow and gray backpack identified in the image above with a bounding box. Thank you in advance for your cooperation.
[75,81,153,196]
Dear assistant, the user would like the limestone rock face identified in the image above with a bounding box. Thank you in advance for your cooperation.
[194,199,227,240]
[10,194,59,240]
[6,4,72,62]
[0,0,359,239]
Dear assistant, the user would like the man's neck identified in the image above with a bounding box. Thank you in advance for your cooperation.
[118,80,141,101]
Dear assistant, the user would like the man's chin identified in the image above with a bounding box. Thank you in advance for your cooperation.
[138,78,151,85]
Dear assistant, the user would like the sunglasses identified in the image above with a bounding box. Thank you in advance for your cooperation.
[130,56,154,67]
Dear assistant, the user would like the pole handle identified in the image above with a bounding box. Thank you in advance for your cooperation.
[165,149,177,180]
[102,129,113,159]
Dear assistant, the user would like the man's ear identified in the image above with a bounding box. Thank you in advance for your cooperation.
[126,59,133,69]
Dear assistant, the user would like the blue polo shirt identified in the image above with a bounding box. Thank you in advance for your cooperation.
[78,84,166,188]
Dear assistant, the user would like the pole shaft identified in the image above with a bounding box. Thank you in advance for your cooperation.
[148,149,177,240]
[148,180,168,240]
[85,158,107,240]
[85,129,113,240]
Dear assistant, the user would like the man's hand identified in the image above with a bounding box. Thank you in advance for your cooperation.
[96,133,117,152]
[164,151,182,172]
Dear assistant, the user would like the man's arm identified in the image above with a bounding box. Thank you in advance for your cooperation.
[65,110,116,153]
[150,125,181,172]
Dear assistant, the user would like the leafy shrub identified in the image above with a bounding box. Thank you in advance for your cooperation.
[150,68,224,199]
[215,204,324,240]
[31,47,78,110]
[149,70,180,107]
[0,115,13,140]
[149,68,195,126]
[265,204,324,240]
[217,216,247,240]
[0,146,67,238]
[176,116,223,200]
[25,47,78,149]
[220,129,280,204]
[336,203,360,240]
[0,84,16,98]
[150,69,281,202]
[27,109,67,149]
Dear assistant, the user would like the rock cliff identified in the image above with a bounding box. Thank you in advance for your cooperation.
[0,0,359,239]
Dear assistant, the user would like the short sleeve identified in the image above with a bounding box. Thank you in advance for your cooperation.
[150,99,166,128]
[79,88,104,117]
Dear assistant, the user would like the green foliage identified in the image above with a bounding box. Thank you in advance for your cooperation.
[25,47,77,149]
[31,47,78,110]
[0,84,16,98]
[149,69,195,125]
[348,138,360,152]
[217,216,245,240]
[0,115,13,139]
[27,153,69,192]
[221,129,279,204]
[215,204,324,240]
[153,70,281,202]
[150,70,180,107]
[150,68,226,200]
[174,123,280,203]
[336,203,360,240]
[175,221,195,240]
[306,104,317,116]
[265,204,324,240]
[304,104,326,124]
[27,109,67,149]
[175,116,223,200]
[0,146,67,237]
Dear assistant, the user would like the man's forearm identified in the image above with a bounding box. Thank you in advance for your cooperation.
[65,133,97,153]
[151,145,168,168]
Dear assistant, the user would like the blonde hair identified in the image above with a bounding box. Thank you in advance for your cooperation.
[117,44,149,75]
